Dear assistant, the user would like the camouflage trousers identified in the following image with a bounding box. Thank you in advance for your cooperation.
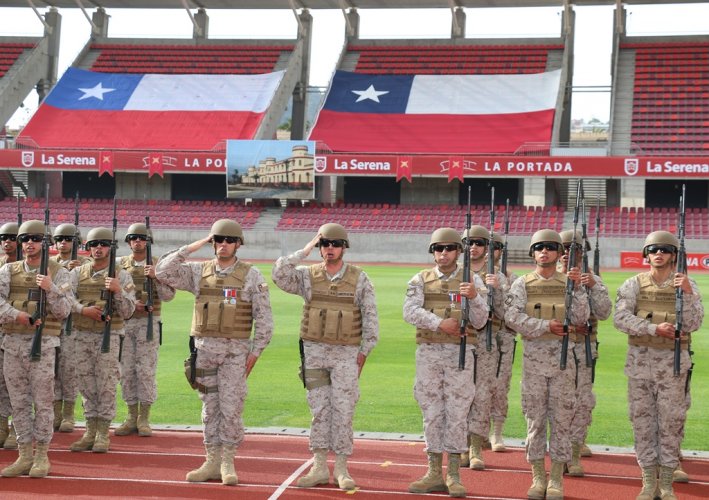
[304,341,360,456]
[197,344,249,446]
[54,331,79,402]
[2,335,56,445]
[570,341,597,444]
[120,317,160,406]
[74,330,121,421]
[0,333,11,418]
[415,343,475,454]
[467,344,497,436]
[490,333,516,423]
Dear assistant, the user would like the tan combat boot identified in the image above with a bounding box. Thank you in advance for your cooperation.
[70,417,97,452]
[297,448,330,488]
[468,433,485,470]
[658,465,678,500]
[221,443,238,485]
[445,453,467,498]
[580,442,592,457]
[408,452,446,494]
[92,418,111,453]
[566,442,584,477]
[0,416,8,446]
[59,400,75,433]
[53,400,63,431]
[114,404,138,436]
[490,419,506,452]
[460,434,471,467]
[4,423,17,449]
[186,443,222,482]
[334,454,356,491]
[546,460,565,500]
[636,466,658,500]
[29,442,51,478]
[137,403,153,437]
[527,459,547,500]
[673,462,689,483]
[1,442,34,477]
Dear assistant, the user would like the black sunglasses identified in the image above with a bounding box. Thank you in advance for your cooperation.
[128,235,148,242]
[493,242,504,251]
[213,235,239,244]
[0,235,17,242]
[532,242,559,252]
[20,235,43,243]
[563,243,582,251]
[466,238,487,247]
[646,245,675,255]
[432,243,459,253]
[88,240,111,248]
[319,239,345,248]
[54,236,74,242]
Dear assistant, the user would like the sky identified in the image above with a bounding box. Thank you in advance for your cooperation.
[1,3,708,129]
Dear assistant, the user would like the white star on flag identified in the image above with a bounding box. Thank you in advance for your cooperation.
[78,82,116,101]
[352,84,389,103]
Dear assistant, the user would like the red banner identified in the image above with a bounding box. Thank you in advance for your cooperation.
[620,252,709,271]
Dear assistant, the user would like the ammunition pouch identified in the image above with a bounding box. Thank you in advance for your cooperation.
[298,367,331,390]
[27,288,41,302]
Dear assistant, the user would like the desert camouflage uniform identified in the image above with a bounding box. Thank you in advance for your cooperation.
[404,265,488,453]
[490,270,519,425]
[0,261,72,445]
[155,246,273,447]
[119,256,175,407]
[0,255,13,423]
[570,273,612,446]
[613,272,703,469]
[504,272,589,463]
[272,250,378,455]
[69,264,136,421]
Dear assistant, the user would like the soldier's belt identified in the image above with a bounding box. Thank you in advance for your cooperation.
[628,335,689,350]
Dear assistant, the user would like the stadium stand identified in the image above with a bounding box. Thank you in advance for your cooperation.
[0,42,34,78]
[588,205,708,239]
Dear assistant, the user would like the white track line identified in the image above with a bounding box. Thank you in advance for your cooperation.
[267,456,314,499]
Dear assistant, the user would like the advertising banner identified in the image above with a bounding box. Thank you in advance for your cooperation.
[620,252,709,271]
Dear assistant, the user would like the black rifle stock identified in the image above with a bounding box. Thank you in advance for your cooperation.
[459,186,472,370]
[500,198,510,277]
[29,186,51,361]
[674,184,686,377]
[485,187,496,352]
[100,197,118,353]
[580,197,594,369]
[145,208,155,342]
[593,195,601,276]
[16,194,23,261]
[561,180,582,370]
[63,191,80,337]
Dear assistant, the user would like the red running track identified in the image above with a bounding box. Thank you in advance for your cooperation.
[0,429,707,499]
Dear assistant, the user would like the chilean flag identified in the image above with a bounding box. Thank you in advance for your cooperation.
[18,68,285,151]
[309,69,561,154]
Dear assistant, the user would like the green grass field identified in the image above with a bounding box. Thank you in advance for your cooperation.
[116,264,708,451]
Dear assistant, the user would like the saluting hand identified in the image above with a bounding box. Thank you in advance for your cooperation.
[303,233,322,257]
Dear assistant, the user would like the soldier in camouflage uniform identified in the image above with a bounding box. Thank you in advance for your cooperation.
[0,222,19,449]
[404,227,488,498]
[613,230,703,500]
[0,220,73,478]
[504,229,589,500]
[488,232,519,452]
[272,223,378,491]
[115,223,175,438]
[460,226,506,471]
[51,223,90,434]
[155,219,272,486]
[67,227,136,454]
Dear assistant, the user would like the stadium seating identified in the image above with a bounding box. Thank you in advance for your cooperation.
[587,205,706,238]
[0,42,34,78]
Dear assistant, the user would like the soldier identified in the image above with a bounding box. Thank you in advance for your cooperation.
[404,227,488,498]
[114,223,175,438]
[613,230,703,500]
[504,229,589,500]
[0,220,73,478]
[0,222,19,449]
[558,229,612,477]
[51,223,89,434]
[461,226,506,471]
[67,227,136,454]
[272,223,378,491]
[488,232,519,452]
[155,219,273,486]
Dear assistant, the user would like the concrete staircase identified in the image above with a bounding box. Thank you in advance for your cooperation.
[250,206,284,231]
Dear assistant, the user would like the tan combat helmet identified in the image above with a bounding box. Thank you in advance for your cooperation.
[429,227,463,253]
[18,220,46,237]
[210,219,244,244]
[642,230,679,257]
[461,225,491,244]
[528,229,562,256]
[492,233,504,246]
[0,222,19,236]
[54,223,80,240]
[316,223,349,248]
[559,229,591,251]
[85,227,113,249]
[124,222,152,243]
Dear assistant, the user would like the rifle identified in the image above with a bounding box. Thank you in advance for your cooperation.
[100,197,118,354]
[16,194,23,261]
[580,196,594,369]
[63,191,80,337]
[500,198,510,277]
[485,187,496,352]
[29,186,51,361]
[674,184,686,377]
[459,186,472,370]
[561,180,582,370]
[593,195,601,276]
[298,338,307,388]
[145,204,155,342]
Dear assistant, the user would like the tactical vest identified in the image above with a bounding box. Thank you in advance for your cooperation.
[119,255,162,318]
[416,268,476,345]
[523,271,567,341]
[300,264,363,346]
[3,260,62,337]
[191,260,253,339]
[71,263,125,333]
[568,317,599,343]
[473,267,503,337]
[0,255,13,266]
[629,272,689,350]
